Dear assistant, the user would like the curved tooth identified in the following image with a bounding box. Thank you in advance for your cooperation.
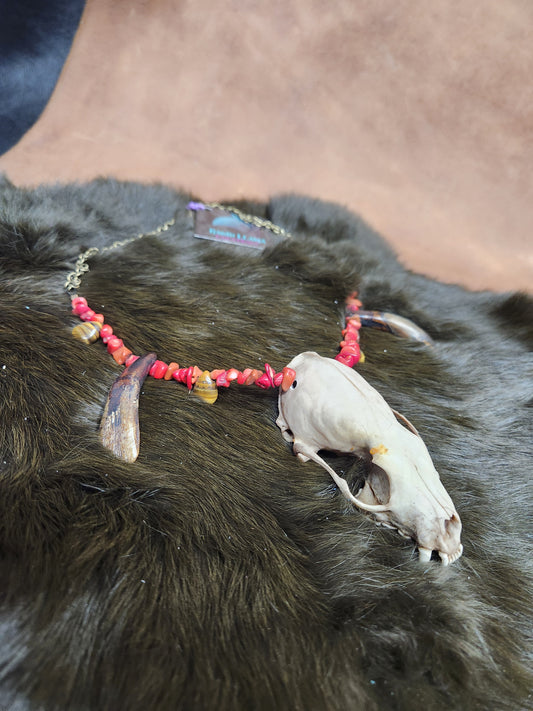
[99,353,157,462]
[439,551,450,566]
[418,547,432,563]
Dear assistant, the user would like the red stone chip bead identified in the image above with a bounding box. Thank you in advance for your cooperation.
[79,308,96,322]
[112,346,133,365]
[100,324,113,342]
[106,336,123,354]
[281,367,296,392]
[164,362,180,380]
[226,368,240,382]
[150,360,168,379]
[124,354,139,367]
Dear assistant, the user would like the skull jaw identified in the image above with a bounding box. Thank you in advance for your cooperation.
[357,478,463,565]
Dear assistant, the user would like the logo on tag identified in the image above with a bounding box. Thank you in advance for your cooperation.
[189,203,288,251]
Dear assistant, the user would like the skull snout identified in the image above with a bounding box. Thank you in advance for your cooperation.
[417,511,463,565]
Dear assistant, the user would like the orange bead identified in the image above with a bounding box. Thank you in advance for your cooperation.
[244,369,262,385]
[281,367,296,392]
[164,362,180,380]
[112,346,132,365]
[226,368,240,381]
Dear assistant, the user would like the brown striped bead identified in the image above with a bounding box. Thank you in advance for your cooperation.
[193,371,218,404]
[72,321,102,344]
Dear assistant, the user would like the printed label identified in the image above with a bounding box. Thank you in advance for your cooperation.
[190,204,287,251]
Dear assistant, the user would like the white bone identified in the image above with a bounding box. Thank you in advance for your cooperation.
[277,352,463,565]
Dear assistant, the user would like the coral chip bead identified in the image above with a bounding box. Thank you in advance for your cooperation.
[112,346,132,365]
[216,372,230,387]
[281,367,296,392]
[106,336,123,354]
[124,354,139,367]
[335,352,357,368]
[79,308,96,322]
[149,360,168,379]
[244,369,261,385]
[226,368,240,382]
[164,362,180,380]
[100,324,113,341]
[254,373,272,389]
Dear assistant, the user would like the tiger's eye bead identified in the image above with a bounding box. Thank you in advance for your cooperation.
[72,321,102,344]
[149,360,168,379]
[164,362,180,380]
[112,346,132,365]
[193,371,218,404]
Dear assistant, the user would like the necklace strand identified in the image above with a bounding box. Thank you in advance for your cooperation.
[66,203,363,402]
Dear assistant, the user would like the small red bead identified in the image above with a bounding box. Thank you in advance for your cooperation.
[339,343,361,359]
[124,354,139,367]
[186,366,195,390]
[174,368,188,383]
[190,366,202,385]
[273,372,284,387]
[264,363,275,387]
[164,362,180,380]
[112,346,132,365]
[255,373,272,389]
[92,313,105,323]
[281,367,296,392]
[341,331,360,344]
[244,369,261,385]
[236,371,246,384]
[216,371,230,387]
[335,353,357,367]
[106,336,123,353]
[100,324,113,339]
[210,369,225,379]
[150,360,168,379]
[71,296,87,308]
[79,309,96,321]
[226,368,240,382]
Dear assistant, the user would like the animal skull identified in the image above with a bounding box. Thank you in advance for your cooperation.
[276,352,463,565]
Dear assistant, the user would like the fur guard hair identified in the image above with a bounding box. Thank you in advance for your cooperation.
[0,175,532,710]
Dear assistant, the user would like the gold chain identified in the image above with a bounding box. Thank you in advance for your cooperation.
[64,203,289,296]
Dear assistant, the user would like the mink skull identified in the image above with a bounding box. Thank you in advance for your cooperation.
[276,352,463,565]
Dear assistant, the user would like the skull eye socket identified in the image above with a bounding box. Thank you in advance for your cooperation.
[290,380,298,389]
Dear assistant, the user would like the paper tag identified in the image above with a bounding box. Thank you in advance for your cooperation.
[189,202,288,251]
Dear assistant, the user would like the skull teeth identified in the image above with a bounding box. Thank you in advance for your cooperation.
[418,547,432,563]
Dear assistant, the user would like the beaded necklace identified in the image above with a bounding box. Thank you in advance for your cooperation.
[65,202,431,461]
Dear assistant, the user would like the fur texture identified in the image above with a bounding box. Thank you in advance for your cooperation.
[0,176,532,710]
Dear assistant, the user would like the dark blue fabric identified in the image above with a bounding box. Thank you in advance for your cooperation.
[0,0,86,155]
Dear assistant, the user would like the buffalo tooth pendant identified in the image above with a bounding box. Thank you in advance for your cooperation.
[99,352,157,462]
[193,370,218,404]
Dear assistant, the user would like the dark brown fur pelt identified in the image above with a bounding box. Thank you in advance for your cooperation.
[0,175,532,711]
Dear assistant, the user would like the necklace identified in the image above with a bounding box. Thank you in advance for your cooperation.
[63,202,463,566]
